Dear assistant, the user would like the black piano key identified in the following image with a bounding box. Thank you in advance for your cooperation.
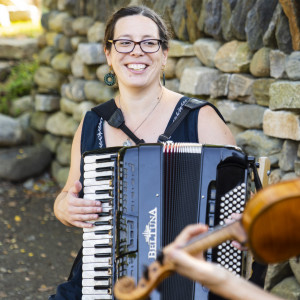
[97,212,111,217]
[94,244,111,248]
[94,276,110,281]
[94,267,110,271]
[95,175,112,181]
[96,190,111,195]
[95,158,112,163]
[95,230,110,235]
[94,220,111,226]
[94,285,110,290]
[95,166,113,172]
[95,253,111,258]
[99,198,112,204]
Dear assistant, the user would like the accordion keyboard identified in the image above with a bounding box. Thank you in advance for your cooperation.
[82,152,117,300]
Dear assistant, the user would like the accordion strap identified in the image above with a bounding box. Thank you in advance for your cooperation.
[92,97,225,145]
[92,99,145,145]
[158,98,226,143]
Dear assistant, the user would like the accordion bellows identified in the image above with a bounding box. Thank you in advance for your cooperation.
[82,143,252,300]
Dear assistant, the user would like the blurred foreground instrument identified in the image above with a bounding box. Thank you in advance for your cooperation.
[114,178,300,300]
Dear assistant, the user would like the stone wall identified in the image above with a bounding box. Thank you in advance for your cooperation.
[7,0,300,297]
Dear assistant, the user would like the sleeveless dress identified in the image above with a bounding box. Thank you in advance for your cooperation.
[49,96,214,299]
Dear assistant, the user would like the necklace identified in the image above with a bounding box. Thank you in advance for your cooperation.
[119,88,164,146]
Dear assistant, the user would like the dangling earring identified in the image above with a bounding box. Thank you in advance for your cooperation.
[161,65,166,86]
[104,66,116,86]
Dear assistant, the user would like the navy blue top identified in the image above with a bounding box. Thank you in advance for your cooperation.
[78,96,201,197]
[50,96,221,299]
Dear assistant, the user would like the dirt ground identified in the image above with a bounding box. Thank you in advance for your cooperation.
[0,174,82,300]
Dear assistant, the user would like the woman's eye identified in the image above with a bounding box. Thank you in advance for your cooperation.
[119,41,132,46]
[144,41,156,46]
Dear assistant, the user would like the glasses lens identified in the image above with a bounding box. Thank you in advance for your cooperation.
[141,39,160,53]
[115,40,134,53]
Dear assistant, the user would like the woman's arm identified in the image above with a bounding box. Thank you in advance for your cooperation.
[197,105,236,146]
[53,119,103,228]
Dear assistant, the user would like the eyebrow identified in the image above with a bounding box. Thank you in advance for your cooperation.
[115,34,158,40]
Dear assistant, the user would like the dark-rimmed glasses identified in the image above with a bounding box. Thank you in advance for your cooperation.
[108,39,163,53]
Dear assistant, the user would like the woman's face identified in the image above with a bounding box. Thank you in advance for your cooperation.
[105,15,168,89]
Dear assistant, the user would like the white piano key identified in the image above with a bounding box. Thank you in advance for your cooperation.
[82,270,110,278]
[84,185,112,194]
[83,225,113,233]
[82,278,110,286]
[82,256,111,264]
[84,153,116,164]
[83,232,112,240]
[82,286,111,295]
[84,163,114,172]
[83,247,112,256]
[85,161,115,169]
[84,194,112,201]
[82,295,112,300]
[83,239,112,248]
[84,170,113,179]
[84,179,112,187]
[82,262,110,271]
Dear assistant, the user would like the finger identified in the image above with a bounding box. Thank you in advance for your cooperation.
[69,205,102,215]
[72,220,94,228]
[69,197,102,208]
[231,240,248,251]
[225,213,242,225]
[174,224,208,246]
[71,213,100,222]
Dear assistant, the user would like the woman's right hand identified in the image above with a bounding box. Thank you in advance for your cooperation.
[54,180,103,228]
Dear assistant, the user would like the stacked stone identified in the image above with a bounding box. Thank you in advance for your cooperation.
[170,40,300,185]
[30,0,300,297]
[34,1,117,183]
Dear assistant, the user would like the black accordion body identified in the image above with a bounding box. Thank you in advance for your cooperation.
[82,143,253,300]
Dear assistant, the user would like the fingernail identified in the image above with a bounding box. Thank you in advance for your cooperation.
[96,201,101,206]
[97,207,102,212]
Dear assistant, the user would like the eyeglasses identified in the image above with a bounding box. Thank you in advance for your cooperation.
[108,39,163,53]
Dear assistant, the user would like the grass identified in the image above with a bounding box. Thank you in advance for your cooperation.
[0,20,43,38]
[0,58,39,114]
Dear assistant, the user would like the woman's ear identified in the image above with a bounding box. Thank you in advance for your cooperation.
[104,47,112,66]
[162,48,168,66]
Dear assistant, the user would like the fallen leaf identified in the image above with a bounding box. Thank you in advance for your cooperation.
[14,216,21,222]
[70,251,77,258]
[38,284,54,292]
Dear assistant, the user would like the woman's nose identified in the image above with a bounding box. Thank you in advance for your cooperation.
[130,43,144,56]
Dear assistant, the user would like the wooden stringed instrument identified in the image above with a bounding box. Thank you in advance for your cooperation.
[113,177,300,300]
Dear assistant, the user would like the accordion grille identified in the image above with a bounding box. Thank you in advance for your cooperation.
[161,144,202,299]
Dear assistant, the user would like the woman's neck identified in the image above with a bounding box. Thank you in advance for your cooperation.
[117,83,164,116]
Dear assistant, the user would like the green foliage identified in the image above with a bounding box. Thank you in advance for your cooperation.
[0,59,39,114]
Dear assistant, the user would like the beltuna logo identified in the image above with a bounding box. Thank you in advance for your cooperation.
[142,207,157,259]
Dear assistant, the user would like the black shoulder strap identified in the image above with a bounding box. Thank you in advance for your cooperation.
[92,100,145,145]
[158,98,225,143]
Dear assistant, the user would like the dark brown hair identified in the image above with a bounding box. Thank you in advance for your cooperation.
[104,5,171,52]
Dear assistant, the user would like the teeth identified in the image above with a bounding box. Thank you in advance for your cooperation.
[127,64,146,70]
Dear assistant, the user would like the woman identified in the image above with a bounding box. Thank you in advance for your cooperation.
[52,5,235,299]
[164,224,282,300]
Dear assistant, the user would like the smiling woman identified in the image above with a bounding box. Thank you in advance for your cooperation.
[50,5,236,300]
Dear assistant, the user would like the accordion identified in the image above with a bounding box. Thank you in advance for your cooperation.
[82,143,253,300]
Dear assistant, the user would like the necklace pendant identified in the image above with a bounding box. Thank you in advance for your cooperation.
[123,139,132,147]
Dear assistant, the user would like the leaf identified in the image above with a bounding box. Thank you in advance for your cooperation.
[14,215,21,222]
